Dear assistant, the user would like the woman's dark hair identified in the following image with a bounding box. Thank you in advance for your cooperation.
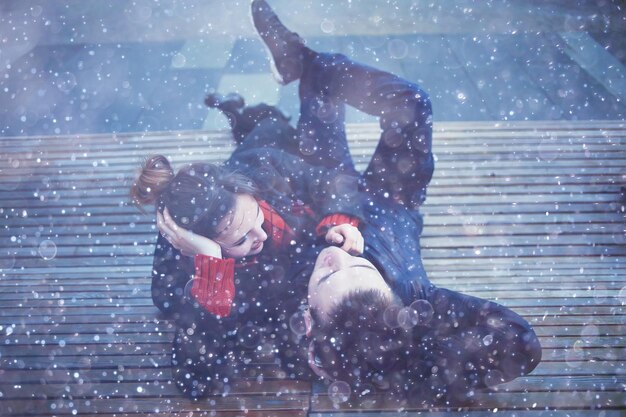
[309,289,413,392]
[130,154,257,238]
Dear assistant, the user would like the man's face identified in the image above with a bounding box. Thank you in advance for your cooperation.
[307,246,393,323]
[305,246,394,379]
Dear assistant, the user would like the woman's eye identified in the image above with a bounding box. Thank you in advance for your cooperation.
[234,238,247,246]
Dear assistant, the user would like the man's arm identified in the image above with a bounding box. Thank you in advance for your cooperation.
[407,287,542,400]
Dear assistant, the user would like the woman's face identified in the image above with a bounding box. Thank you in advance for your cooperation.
[214,194,268,258]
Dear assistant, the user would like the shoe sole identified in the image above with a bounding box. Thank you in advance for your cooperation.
[249,0,288,85]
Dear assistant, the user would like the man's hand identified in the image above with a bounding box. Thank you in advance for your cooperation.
[325,224,364,255]
[157,208,222,258]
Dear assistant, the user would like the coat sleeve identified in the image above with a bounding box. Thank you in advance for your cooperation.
[163,265,265,398]
[191,255,236,317]
[315,213,360,236]
[170,320,253,398]
[405,287,542,403]
[151,233,195,315]
[170,318,312,399]
[152,233,239,317]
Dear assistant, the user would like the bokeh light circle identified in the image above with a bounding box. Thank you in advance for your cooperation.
[56,72,77,93]
[238,324,262,349]
[397,307,419,329]
[38,240,57,260]
[299,138,317,156]
[383,304,402,328]
[328,380,351,403]
[183,278,198,302]
[289,310,308,337]
[408,299,434,325]
[388,38,408,59]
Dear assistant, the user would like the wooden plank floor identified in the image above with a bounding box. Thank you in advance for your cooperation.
[1,120,625,416]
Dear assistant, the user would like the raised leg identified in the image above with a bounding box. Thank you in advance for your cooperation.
[301,52,435,208]
[295,52,356,170]
[252,0,434,207]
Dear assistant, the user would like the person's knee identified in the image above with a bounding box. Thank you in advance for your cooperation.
[381,88,432,152]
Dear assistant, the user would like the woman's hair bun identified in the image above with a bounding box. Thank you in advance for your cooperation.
[130,155,175,208]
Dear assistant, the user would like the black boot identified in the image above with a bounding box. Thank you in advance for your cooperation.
[204,92,245,113]
[204,92,247,144]
[251,0,307,85]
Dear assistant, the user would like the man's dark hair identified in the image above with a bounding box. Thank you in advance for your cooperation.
[309,289,413,391]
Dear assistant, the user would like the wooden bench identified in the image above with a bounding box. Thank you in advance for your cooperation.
[1,120,624,416]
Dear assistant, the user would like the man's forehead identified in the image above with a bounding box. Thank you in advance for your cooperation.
[326,268,382,286]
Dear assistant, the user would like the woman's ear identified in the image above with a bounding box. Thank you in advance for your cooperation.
[303,307,313,337]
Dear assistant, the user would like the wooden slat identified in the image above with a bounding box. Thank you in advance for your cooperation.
[2,314,624,336]
[2,271,620,286]
[310,390,626,412]
[0,396,311,416]
[1,257,621,275]
[1,359,623,385]
[2,306,624,325]
[2,278,624,294]
[311,411,622,417]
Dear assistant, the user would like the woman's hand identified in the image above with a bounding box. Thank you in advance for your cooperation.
[157,208,222,258]
[325,224,364,255]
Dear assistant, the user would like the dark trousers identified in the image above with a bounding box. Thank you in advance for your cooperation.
[297,51,434,208]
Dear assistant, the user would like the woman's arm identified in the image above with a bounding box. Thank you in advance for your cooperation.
[157,208,222,258]
[151,234,194,315]
[152,208,237,316]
